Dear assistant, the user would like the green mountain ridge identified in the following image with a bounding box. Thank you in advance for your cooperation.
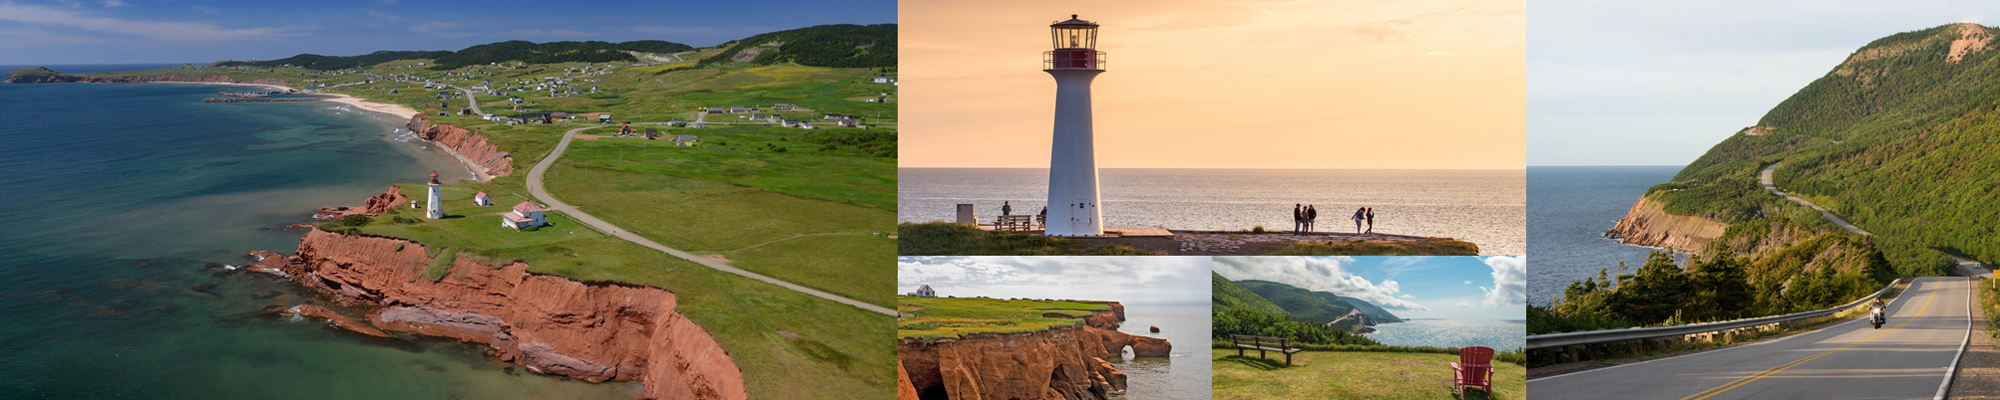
[688,24,896,69]
[1337,296,1406,323]
[1211,272,1290,317]
[1647,22,2000,273]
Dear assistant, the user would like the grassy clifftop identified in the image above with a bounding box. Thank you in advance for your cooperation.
[897,297,1114,339]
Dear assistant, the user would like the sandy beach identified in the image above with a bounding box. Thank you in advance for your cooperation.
[323,93,419,120]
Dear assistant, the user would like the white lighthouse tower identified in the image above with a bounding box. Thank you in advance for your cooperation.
[1044,15,1106,237]
[425,171,444,220]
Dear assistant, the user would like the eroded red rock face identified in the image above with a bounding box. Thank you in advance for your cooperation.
[284,228,744,399]
[896,305,1171,399]
[315,185,407,221]
[406,117,513,178]
[285,304,391,338]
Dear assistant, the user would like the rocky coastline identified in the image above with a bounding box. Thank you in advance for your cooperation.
[254,225,746,399]
[1603,196,1727,254]
[896,305,1171,400]
[406,116,513,180]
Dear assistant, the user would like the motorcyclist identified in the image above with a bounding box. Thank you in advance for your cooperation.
[1869,298,1887,326]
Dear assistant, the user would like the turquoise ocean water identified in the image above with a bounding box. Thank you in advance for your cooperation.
[0,83,641,399]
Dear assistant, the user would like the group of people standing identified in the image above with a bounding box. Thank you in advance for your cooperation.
[1293,204,1375,235]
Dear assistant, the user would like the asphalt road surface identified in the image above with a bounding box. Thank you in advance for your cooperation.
[1529,277,1973,399]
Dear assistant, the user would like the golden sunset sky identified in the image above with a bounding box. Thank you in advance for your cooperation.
[898,0,1525,169]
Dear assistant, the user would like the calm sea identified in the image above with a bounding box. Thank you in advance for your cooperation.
[0,83,642,399]
[1362,319,1525,351]
[1110,304,1210,400]
[1526,166,1680,305]
[900,168,1526,255]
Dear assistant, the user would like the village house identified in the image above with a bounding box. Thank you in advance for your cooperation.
[668,118,687,126]
[502,201,548,230]
[673,134,699,146]
[907,285,935,298]
[473,192,492,207]
[873,76,895,84]
[837,118,861,127]
[822,113,846,120]
[772,103,794,110]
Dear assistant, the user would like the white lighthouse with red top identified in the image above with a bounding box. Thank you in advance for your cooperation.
[425,171,444,220]
[1044,15,1107,237]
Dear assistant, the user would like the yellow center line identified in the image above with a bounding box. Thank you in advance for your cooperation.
[1678,280,1942,400]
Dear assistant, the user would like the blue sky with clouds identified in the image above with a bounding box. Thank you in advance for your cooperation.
[1213,256,1525,320]
[897,256,1212,306]
[1530,0,1994,166]
[0,0,894,65]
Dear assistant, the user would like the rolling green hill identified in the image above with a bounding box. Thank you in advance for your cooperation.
[216,40,697,71]
[692,24,895,69]
[1212,273,1290,317]
[1642,23,2000,274]
[1336,296,1404,323]
[1234,280,1360,328]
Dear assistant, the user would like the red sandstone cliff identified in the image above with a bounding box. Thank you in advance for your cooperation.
[897,306,1171,399]
[406,117,513,179]
[282,228,744,400]
[315,185,407,221]
[1606,196,1728,254]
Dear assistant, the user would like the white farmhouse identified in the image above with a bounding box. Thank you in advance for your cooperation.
[502,201,548,229]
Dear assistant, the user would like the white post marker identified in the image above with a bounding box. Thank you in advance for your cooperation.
[1044,14,1107,237]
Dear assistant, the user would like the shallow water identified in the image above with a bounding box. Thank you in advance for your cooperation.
[900,168,1526,255]
[1110,304,1211,400]
[0,83,640,399]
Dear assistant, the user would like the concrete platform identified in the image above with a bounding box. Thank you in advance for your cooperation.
[972,225,1174,237]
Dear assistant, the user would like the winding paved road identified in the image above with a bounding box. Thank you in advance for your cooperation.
[1531,276,1974,399]
[524,124,896,316]
[1761,163,1872,235]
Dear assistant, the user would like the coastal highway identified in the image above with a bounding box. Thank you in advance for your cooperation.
[1529,276,1974,399]
[525,124,898,316]
[1761,162,1873,235]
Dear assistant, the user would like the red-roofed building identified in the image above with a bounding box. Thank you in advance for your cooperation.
[502,201,547,229]
[473,192,492,206]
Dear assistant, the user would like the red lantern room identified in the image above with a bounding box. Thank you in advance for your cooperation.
[1046,15,1105,71]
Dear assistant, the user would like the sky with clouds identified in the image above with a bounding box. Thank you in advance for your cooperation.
[0,0,894,65]
[1213,256,1524,320]
[1530,0,1995,166]
[898,0,1525,169]
[897,256,1212,306]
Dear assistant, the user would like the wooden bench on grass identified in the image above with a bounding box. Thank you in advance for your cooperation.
[1230,334,1304,365]
[993,214,1038,231]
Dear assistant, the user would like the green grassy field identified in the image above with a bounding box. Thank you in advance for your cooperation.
[894,222,1152,255]
[1211,349,1526,400]
[897,297,1112,339]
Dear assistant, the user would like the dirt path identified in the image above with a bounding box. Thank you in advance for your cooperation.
[526,125,895,316]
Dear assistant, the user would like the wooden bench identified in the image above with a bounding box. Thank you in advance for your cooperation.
[1230,334,1304,365]
[993,214,1037,231]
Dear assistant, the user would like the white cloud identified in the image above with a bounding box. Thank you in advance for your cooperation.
[1479,256,1526,307]
[98,0,129,8]
[897,256,1211,305]
[1353,19,1419,42]
[365,10,400,21]
[1213,256,1429,311]
[0,2,309,41]
[1463,280,1473,285]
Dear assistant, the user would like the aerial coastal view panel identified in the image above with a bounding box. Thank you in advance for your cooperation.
[0,1,896,399]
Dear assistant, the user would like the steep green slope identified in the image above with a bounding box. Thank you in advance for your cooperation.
[1211,273,1290,317]
[430,40,693,69]
[1646,23,2000,272]
[693,24,895,69]
[1336,296,1404,323]
[1234,280,1359,326]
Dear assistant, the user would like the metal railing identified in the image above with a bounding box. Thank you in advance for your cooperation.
[1044,50,1107,71]
[1526,278,1900,350]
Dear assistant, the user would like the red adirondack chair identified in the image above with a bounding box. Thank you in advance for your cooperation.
[1451,346,1496,395]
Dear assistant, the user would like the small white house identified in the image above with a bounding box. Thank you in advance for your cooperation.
[473,192,492,206]
[502,201,548,230]
[907,284,935,298]
[873,76,894,84]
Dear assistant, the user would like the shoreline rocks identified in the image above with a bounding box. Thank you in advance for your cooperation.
[407,117,513,179]
[1605,196,1727,254]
